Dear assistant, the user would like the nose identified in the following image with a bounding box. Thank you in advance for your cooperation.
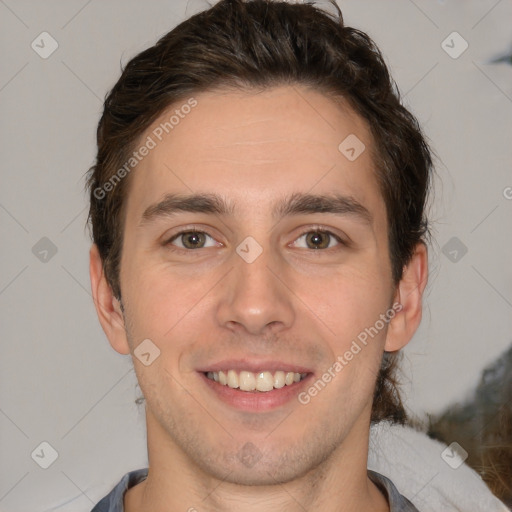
[215,240,295,337]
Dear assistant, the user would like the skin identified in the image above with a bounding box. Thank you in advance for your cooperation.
[90,84,428,512]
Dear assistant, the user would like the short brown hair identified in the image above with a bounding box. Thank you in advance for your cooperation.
[86,0,433,424]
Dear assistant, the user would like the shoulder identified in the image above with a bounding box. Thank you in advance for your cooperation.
[90,468,149,512]
[368,470,420,511]
[368,421,509,512]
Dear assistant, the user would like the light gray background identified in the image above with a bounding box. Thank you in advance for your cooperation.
[1,0,511,510]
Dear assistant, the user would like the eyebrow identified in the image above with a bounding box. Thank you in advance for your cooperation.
[139,192,373,227]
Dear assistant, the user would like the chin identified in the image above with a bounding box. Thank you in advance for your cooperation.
[209,459,306,487]
[190,442,326,487]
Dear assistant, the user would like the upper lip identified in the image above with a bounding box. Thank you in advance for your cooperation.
[197,359,313,374]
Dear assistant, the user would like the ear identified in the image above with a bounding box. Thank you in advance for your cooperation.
[89,244,131,355]
[384,242,428,352]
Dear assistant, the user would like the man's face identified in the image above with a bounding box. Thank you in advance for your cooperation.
[117,85,396,484]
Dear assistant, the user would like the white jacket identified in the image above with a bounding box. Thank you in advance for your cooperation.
[368,421,510,512]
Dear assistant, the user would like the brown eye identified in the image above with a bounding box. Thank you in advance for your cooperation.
[167,230,215,250]
[293,229,344,250]
[305,231,331,249]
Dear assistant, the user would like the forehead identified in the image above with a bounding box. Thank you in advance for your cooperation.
[123,85,385,225]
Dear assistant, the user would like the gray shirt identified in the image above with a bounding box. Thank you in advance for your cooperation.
[90,468,420,511]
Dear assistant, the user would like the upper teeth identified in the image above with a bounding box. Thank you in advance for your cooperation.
[206,370,307,392]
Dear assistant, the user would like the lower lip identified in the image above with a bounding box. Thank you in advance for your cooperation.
[199,372,313,412]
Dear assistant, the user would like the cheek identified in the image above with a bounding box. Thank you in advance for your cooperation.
[307,265,392,339]
[122,258,216,350]
[304,272,392,404]
[310,291,389,402]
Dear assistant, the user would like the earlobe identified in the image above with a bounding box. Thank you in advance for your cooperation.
[89,244,131,355]
[384,242,428,352]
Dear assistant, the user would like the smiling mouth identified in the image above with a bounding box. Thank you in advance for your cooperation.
[203,370,309,392]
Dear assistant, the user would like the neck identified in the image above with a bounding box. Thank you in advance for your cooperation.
[125,410,389,512]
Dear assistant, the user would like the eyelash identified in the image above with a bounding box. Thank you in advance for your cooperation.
[164,226,348,253]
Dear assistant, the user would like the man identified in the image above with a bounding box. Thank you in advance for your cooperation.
[87,1,431,510]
